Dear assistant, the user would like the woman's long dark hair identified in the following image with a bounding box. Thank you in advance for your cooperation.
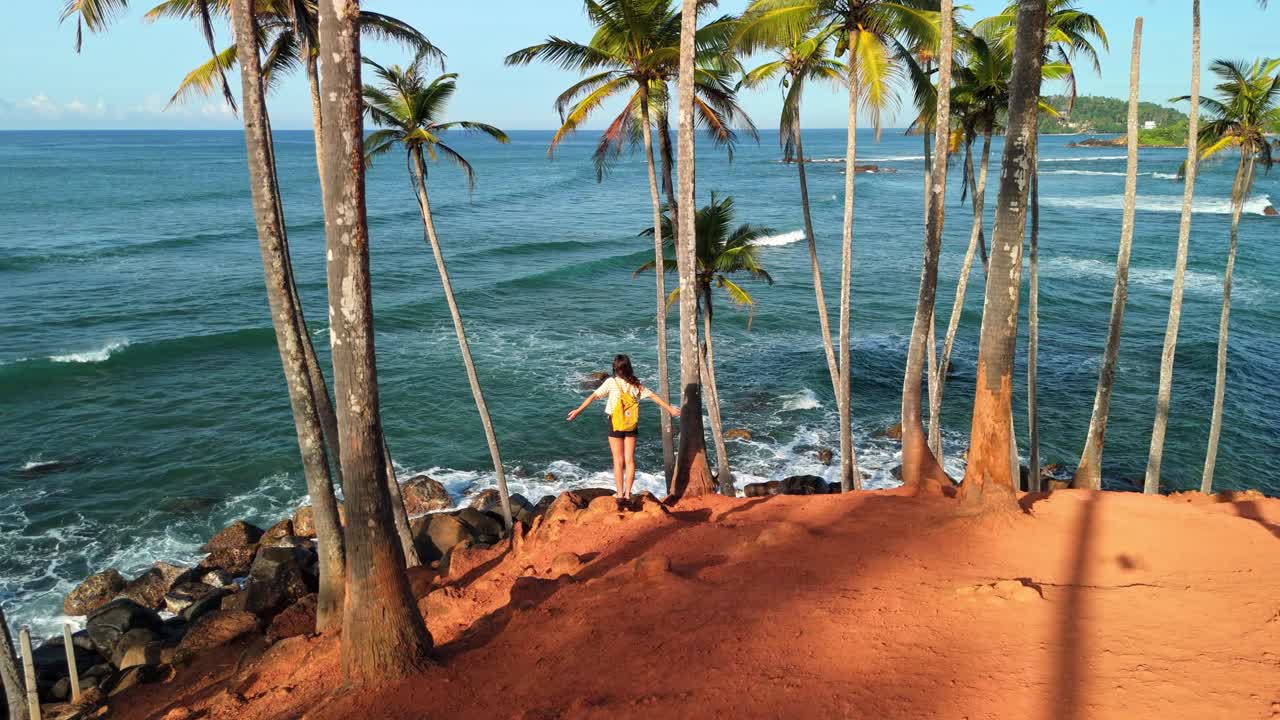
[612,354,642,389]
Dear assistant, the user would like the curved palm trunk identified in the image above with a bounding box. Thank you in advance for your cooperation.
[924,126,942,461]
[958,0,1047,513]
[657,98,677,210]
[410,148,514,529]
[793,120,841,403]
[934,129,993,449]
[1145,0,1201,495]
[1074,20,1143,491]
[383,442,421,567]
[1201,153,1253,493]
[0,606,25,720]
[698,285,733,492]
[639,87,676,487]
[231,0,345,634]
[838,38,861,492]
[1027,156,1041,492]
[672,0,714,499]
[318,0,432,684]
[900,0,955,493]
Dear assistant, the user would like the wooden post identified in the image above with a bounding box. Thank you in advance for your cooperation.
[17,629,38,720]
[60,626,78,705]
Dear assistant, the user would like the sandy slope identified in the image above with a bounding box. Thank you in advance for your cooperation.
[111,488,1280,720]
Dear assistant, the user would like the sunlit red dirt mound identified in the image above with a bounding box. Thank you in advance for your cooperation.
[110,487,1280,720]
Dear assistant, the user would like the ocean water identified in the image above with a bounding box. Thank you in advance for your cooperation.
[2,128,1277,638]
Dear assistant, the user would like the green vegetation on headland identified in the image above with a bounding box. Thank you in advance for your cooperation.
[1039,94,1188,134]
[1067,119,1189,148]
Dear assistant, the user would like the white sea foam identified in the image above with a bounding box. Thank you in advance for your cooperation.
[1040,193,1273,216]
[49,340,129,363]
[805,154,926,163]
[20,459,63,472]
[752,230,806,248]
[1040,155,1128,163]
[1151,172,1180,180]
[1041,256,1270,302]
[1040,169,1128,176]
[779,388,821,412]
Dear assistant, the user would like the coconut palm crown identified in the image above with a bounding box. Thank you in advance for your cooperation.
[1181,57,1280,172]
[362,52,510,189]
[737,24,847,161]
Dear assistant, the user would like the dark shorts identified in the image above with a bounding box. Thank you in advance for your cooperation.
[606,415,638,439]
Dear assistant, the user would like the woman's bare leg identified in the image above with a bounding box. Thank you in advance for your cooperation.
[608,435,625,496]
[622,435,638,499]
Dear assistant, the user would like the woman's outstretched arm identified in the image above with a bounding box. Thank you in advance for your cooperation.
[567,393,598,421]
[648,393,681,418]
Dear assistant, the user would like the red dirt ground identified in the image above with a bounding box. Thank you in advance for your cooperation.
[111,487,1280,720]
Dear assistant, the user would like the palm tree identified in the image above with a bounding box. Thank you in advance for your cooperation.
[638,195,775,490]
[505,1,756,487]
[1186,57,1279,493]
[672,0,717,497]
[737,25,846,454]
[957,0,1047,513]
[0,606,25,720]
[316,0,430,684]
[736,0,941,492]
[362,56,516,528]
[1072,20,1145,490]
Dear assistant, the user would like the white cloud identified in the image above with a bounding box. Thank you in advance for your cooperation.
[17,94,58,116]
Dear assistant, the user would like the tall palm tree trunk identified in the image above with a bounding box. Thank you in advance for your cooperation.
[383,442,422,566]
[1145,0,1201,495]
[924,126,942,461]
[1074,19,1143,490]
[1201,153,1253,493]
[672,0,714,499]
[0,606,25,720]
[1027,154,1041,492]
[318,0,431,684]
[837,39,861,492]
[231,0,345,634]
[698,286,733,492]
[639,87,677,486]
[900,0,955,493]
[410,148,514,529]
[935,128,993,444]
[958,0,1047,513]
[792,121,841,403]
[658,96,677,210]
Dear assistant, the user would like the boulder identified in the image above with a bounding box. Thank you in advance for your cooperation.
[582,371,610,389]
[199,545,257,578]
[402,475,451,515]
[110,628,161,670]
[116,563,187,611]
[508,493,536,524]
[781,475,827,495]
[173,611,260,664]
[881,423,904,441]
[457,507,503,544]
[468,488,505,514]
[291,503,344,539]
[853,164,895,174]
[411,513,472,562]
[265,594,317,644]
[197,568,234,589]
[261,519,294,546]
[180,586,233,624]
[444,540,505,580]
[64,569,127,616]
[201,520,264,552]
[742,481,782,498]
[634,555,672,578]
[84,599,162,659]
[582,494,621,520]
[724,428,752,441]
[103,664,167,696]
[1264,204,1278,217]
[816,447,834,466]
[544,472,558,483]
[549,552,583,577]
[242,546,314,620]
[49,673,99,703]
[30,637,105,702]
[163,582,221,616]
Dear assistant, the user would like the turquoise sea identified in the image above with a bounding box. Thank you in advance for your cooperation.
[2,128,1277,637]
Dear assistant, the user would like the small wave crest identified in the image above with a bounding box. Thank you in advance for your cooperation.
[49,340,130,364]
[1040,193,1272,216]
[752,230,806,248]
[1040,155,1128,163]
[779,388,821,412]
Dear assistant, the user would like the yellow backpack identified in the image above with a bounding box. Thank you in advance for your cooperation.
[611,383,640,432]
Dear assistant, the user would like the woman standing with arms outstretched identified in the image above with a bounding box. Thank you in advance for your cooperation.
[568,354,680,499]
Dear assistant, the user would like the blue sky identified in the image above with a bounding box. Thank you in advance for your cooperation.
[0,1,1275,131]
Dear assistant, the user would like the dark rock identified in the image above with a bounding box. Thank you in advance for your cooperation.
[265,594,317,644]
[854,164,895,174]
[742,481,783,498]
[174,611,260,664]
[890,465,903,481]
[468,488,504,514]
[816,447,834,465]
[115,562,186,611]
[242,546,314,620]
[261,519,294,546]
[457,507,503,544]
[64,569,127,616]
[1264,204,1278,217]
[202,520,264,552]
[197,568,235,588]
[180,586,233,624]
[827,481,843,494]
[50,673,99,703]
[84,599,162,658]
[401,474,451,515]
[511,465,530,478]
[291,503,344,538]
[103,664,166,696]
[880,423,904,441]
[160,496,218,515]
[411,513,472,562]
[781,475,827,495]
[110,628,161,670]
[30,638,105,702]
[724,428,752,441]
[582,371,610,390]
[199,545,257,577]
[164,582,220,615]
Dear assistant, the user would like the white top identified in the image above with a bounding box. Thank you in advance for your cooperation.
[594,376,654,415]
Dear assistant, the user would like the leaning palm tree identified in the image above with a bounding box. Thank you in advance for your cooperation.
[736,0,941,492]
[737,24,846,445]
[362,55,515,527]
[638,194,775,491]
[1072,20,1145,490]
[505,0,755,487]
[1182,57,1279,493]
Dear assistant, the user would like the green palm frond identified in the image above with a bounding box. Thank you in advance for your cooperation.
[62,0,131,52]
